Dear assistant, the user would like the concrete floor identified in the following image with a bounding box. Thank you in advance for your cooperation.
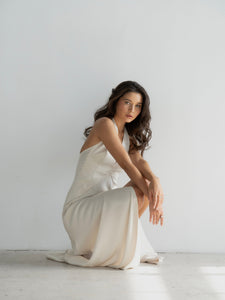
[0,251,225,300]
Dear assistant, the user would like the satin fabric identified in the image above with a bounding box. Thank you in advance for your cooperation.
[46,118,163,269]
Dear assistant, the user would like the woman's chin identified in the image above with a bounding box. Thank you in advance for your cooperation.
[126,117,134,123]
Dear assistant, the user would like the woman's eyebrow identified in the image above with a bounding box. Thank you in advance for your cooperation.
[123,98,142,104]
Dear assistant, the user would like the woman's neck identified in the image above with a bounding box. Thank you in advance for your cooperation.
[113,116,125,134]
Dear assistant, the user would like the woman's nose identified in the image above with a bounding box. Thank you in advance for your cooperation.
[129,104,135,112]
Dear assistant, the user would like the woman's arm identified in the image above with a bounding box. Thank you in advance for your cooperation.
[129,145,164,209]
[94,117,149,198]
[128,148,159,182]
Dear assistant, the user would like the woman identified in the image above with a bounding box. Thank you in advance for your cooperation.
[46,80,164,270]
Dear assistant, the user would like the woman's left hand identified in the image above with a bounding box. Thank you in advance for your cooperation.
[148,177,164,210]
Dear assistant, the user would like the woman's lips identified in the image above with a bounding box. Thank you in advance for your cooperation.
[126,115,133,118]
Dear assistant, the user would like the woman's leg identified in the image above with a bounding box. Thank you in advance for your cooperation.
[124,179,150,218]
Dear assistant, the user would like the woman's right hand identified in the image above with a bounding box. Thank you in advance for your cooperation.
[149,201,164,226]
[147,180,164,226]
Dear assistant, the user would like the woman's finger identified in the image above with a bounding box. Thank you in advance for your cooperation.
[158,194,162,208]
[148,182,151,200]
[150,204,155,223]
[159,193,164,205]
[157,211,160,224]
[156,193,164,210]
[149,189,153,203]
[153,193,159,209]
[159,213,163,226]
[149,201,152,222]
[153,211,156,225]
[154,211,157,224]
[160,215,164,226]
[153,195,157,209]
[149,206,153,223]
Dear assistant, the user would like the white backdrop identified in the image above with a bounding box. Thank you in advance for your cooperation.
[0,0,224,252]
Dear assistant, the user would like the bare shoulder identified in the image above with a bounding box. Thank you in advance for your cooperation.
[80,118,116,154]
[94,117,113,127]
[92,117,132,170]
[94,117,115,136]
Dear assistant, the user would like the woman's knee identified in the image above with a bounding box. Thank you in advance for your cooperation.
[128,185,144,213]
[124,180,145,200]
[124,180,148,213]
[132,185,143,199]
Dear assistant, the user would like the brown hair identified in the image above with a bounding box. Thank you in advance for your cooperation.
[83,80,152,156]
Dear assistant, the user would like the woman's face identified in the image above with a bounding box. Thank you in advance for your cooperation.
[115,92,143,123]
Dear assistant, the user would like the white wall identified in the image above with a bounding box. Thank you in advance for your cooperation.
[0,0,224,252]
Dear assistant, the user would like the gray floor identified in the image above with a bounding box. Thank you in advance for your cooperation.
[0,251,224,300]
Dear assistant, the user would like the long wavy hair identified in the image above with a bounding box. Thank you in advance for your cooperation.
[83,80,152,156]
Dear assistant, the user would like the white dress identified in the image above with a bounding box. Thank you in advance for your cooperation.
[46,118,163,270]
